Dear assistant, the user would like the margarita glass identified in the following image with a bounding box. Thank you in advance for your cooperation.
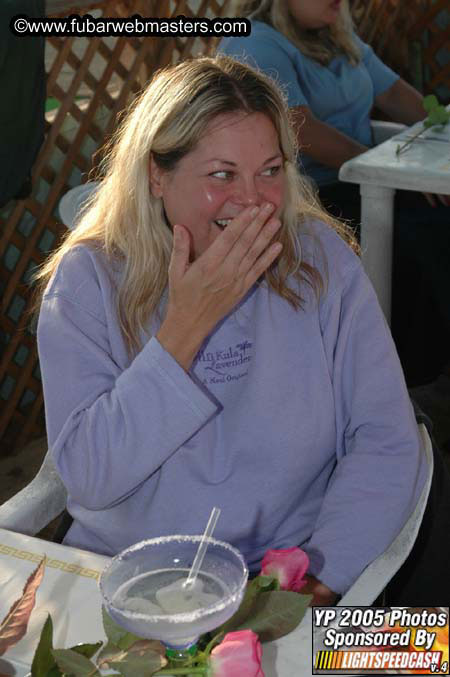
[99,535,248,660]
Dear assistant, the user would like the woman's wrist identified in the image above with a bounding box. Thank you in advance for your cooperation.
[156,315,206,372]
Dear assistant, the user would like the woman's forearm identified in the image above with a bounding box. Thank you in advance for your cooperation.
[375,78,425,126]
[291,106,369,169]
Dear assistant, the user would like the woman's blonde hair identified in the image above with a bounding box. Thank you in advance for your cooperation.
[35,55,357,355]
[233,0,360,65]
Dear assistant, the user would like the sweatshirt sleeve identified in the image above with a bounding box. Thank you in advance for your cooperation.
[37,265,218,511]
[305,255,428,595]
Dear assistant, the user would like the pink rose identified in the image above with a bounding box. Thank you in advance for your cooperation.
[260,547,309,592]
[209,629,264,677]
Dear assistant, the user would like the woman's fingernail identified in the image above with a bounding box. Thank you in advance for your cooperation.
[251,206,259,217]
[263,202,274,213]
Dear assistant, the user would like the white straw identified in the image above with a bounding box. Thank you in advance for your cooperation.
[183,507,221,589]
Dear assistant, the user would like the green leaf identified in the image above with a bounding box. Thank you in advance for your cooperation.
[96,641,126,667]
[427,107,449,126]
[230,590,312,642]
[109,650,167,677]
[256,575,281,591]
[52,648,101,676]
[31,615,59,677]
[127,639,166,656]
[102,607,128,646]
[213,577,266,636]
[97,639,166,671]
[423,94,439,112]
[117,631,146,651]
[70,641,103,658]
[211,575,280,638]
[101,607,142,651]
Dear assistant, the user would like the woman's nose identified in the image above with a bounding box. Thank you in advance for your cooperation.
[231,178,260,206]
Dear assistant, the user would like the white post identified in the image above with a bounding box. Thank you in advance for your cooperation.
[359,184,395,324]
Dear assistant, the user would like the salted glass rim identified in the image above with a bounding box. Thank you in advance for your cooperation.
[99,534,249,625]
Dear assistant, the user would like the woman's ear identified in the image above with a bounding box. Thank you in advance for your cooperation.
[149,154,165,198]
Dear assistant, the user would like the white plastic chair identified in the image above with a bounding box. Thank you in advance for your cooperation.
[58,180,100,229]
[0,451,67,536]
[370,120,406,146]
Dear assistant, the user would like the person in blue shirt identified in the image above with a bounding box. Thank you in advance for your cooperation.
[220,0,450,388]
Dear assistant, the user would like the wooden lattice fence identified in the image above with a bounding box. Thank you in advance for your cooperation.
[0,0,233,455]
[351,0,449,100]
[0,0,448,455]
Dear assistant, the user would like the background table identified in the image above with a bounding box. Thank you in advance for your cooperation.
[0,528,314,677]
[339,117,450,323]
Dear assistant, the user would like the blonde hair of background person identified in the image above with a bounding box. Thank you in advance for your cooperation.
[34,55,356,356]
[233,0,360,65]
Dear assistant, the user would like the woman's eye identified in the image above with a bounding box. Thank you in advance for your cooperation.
[210,171,233,180]
[261,165,281,176]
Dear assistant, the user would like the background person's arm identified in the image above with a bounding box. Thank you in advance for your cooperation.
[375,78,425,125]
[291,105,368,168]
[375,78,425,126]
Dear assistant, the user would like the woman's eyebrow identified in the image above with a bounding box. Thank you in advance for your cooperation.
[201,154,283,167]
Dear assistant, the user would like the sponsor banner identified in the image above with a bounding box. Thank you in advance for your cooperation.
[312,607,449,675]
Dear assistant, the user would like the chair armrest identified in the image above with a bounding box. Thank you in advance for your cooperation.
[0,452,67,536]
[338,423,433,606]
[370,120,407,145]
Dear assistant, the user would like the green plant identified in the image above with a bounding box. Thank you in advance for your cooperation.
[396,95,450,156]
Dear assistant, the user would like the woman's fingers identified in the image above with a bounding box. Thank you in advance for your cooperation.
[206,202,276,265]
[197,203,281,294]
[244,241,283,289]
[237,216,282,276]
[169,225,190,282]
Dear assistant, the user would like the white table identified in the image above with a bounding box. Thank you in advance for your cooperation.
[0,528,110,676]
[339,117,450,323]
[0,528,314,676]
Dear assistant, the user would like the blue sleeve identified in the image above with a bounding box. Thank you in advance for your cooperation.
[37,264,218,511]
[219,34,307,108]
[305,255,427,594]
[354,34,399,96]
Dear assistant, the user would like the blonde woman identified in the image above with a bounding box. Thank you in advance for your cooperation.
[37,56,428,606]
[220,0,450,390]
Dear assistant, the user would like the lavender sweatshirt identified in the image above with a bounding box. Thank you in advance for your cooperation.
[37,221,427,595]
